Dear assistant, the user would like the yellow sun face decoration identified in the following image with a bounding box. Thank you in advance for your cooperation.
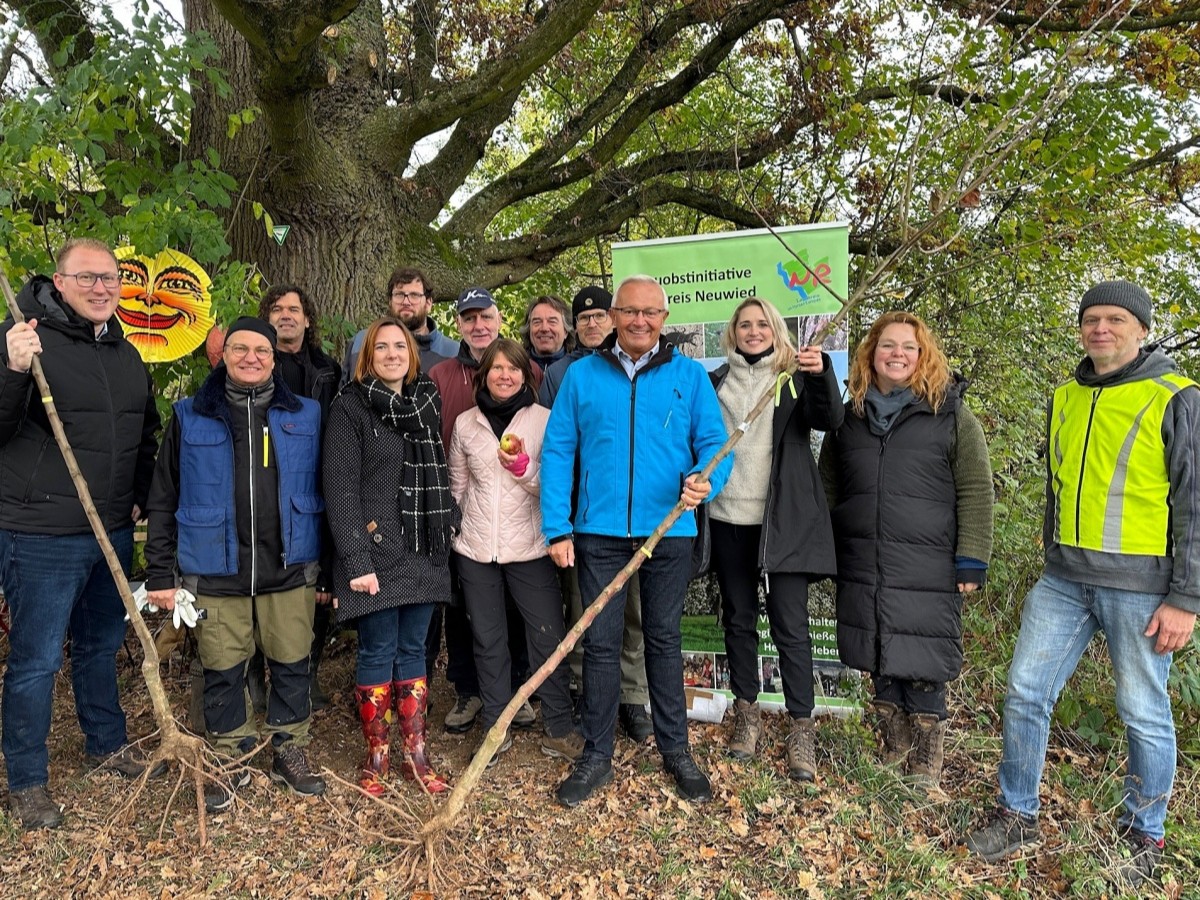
[115,247,215,362]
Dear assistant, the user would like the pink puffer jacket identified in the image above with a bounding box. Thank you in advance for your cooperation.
[448,404,551,564]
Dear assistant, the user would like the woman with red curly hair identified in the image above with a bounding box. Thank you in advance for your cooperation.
[819,311,993,789]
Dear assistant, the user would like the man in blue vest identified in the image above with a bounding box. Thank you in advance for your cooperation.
[965,281,1200,888]
[144,317,327,813]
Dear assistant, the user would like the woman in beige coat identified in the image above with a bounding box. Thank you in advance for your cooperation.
[448,338,582,765]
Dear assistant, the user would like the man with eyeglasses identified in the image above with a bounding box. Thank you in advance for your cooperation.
[247,285,343,712]
[0,238,165,830]
[343,268,457,378]
[144,317,328,813]
[541,274,732,807]
[539,286,654,744]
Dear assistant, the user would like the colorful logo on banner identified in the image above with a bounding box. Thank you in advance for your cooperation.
[115,247,215,362]
[776,255,833,308]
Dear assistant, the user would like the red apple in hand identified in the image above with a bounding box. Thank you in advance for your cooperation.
[499,433,523,454]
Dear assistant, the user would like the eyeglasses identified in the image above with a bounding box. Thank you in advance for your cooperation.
[390,291,428,303]
[226,344,275,360]
[60,272,120,288]
[611,307,666,321]
[576,311,609,325]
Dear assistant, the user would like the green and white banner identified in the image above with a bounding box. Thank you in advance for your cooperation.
[613,223,859,714]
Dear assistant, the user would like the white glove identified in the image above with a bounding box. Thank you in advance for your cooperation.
[173,588,200,629]
[126,582,160,622]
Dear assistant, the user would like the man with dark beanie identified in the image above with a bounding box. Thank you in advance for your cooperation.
[966,281,1200,889]
[145,317,327,812]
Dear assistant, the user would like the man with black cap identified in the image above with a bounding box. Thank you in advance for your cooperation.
[965,281,1200,888]
[144,316,327,812]
[539,286,653,743]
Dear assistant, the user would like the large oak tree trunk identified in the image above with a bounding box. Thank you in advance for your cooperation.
[182,0,469,320]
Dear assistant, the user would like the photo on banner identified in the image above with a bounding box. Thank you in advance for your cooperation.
[612,223,858,714]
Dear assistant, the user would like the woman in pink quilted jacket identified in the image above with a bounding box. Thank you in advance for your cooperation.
[448,338,583,765]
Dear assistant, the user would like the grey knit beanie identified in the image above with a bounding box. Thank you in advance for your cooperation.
[1078,280,1152,329]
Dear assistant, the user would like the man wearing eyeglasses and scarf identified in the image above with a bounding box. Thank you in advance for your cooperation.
[0,238,164,830]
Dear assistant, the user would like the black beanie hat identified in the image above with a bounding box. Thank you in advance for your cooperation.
[1078,280,1153,329]
[224,316,278,349]
[571,286,612,319]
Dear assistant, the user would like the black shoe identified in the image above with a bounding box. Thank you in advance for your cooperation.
[964,807,1041,861]
[204,766,252,813]
[663,751,712,802]
[86,744,168,780]
[8,785,64,830]
[1114,830,1163,889]
[619,703,654,743]
[270,743,326,796]
[556,758,614,807]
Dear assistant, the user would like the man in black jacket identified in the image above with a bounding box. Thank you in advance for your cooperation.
[258,285,341,709]
[145,318,327,814]
[0,238,163,830]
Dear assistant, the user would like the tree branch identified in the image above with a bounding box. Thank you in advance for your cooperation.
[369,0,605,170]
[446,0,799,236]
[208,0,361,97]
[3,0,94,71]
[1122,131,1200,177]
[939,0,1200,32]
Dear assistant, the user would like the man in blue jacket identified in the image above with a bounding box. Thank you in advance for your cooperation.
[145,318,327,813]
[542,274,732,807]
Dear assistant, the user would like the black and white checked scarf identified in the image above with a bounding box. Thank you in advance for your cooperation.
[361,374,457,556]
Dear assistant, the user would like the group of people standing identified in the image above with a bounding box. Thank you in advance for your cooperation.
[1,238,1195,889]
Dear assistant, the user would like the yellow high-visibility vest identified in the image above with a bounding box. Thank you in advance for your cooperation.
[1049,373,1196,555]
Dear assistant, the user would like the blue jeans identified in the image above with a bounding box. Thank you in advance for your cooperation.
[356,603,435,686]
[999,573,1176,840]
[576,534,692,761]
[0,527,134,792]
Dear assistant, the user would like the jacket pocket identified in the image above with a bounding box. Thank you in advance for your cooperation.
[286,493,325,564]
[176,505,230,575]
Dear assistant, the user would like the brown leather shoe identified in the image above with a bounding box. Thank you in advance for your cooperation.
[8,785,64,830]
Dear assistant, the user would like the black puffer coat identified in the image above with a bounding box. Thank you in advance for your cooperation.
[0,276,159,534]
[823,388,963,682]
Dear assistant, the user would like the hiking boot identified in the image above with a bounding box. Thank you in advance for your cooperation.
[443,694,483,733]
[872,700,913,765]
[619,703,654,743]
[906,714,947,789]
[541,730,585,762]
[474,728,512,768]
[204,766,253,813]
[785,718,817,782]
[1113,830,1164,889]
[513,700,537,730]
[964,807,1041,861]
[270,743,326,796]
[663,752,712,803]
[86,743,168,780]
[556,757,614,807]
[8,785,64,830]
[727,699,761,761]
